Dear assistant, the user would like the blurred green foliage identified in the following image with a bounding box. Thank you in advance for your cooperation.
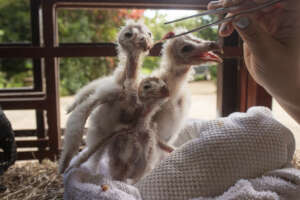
[58,9,125,95]
[210,65,218,80]
[0,0,33,88]
[0,0,218,95]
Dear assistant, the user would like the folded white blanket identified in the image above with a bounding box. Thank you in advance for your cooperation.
[64,107,298,200]
[193,168,300,200]
[64,167,142,200]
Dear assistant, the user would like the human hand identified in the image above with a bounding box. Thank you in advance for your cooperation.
[208,0,300,123]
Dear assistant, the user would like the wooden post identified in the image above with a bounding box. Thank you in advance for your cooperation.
[217,31,239,116]
[31,0,47,161]
[42,1,61,160]
[217,30,272,116]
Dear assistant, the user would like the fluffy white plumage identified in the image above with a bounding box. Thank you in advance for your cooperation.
[59,20,153,173]
[152,29,222,145]
[66,77,173,184]
[66,20,152,113]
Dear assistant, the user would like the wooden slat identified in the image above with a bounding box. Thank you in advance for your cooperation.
[41,1,62,161]
[31,0,44,92]
[35,109,46,152]
[0,98,46,109]
[238,60,248,112]
[247,74,272,108]
[0,44,241,58]
[54,0,211,9]
[237,61,272,111]
[15,130,38,137]
[222,46,243,58]
[14,128,79,137]
[0,151,54,161]
[0,43,31,47]
[0,45,116,58]
[28,0,46,161]
[0,88,33,93]
[0,92,45,98]
[217,31,239,116]
[216,58,238,117]
[44,55,61,159]
[16,139,48,148]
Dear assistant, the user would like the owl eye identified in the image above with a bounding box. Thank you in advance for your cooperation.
[143,84,152,90]
[181,45,194,53]
[124,32,133,38]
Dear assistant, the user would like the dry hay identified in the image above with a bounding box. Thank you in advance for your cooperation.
[0,150,300,200]
[0,160,63,200]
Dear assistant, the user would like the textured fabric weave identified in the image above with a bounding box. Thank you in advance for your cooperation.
[192,168,300,200]
[63,107,297,200]
[64,167,142,200]
[136,107,295,199]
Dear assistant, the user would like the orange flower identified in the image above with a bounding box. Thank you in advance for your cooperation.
[128,9,145,20]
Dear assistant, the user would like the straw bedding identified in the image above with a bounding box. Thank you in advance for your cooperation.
[0,151,299,200]
[0,160,63,200]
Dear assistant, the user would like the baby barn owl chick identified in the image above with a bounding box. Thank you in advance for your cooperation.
[152,30,223,145]
[59,21,153,173]
[109,77,171,183]
[67,77,173,184]
[66,20,153,113]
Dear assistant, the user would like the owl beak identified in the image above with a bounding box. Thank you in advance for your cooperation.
[197,51,223,63]
[192,41,223,63]
[191,50,223,63]
[138,36,153,51]
[160,85,170,97]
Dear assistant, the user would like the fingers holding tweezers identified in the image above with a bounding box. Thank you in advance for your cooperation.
[208,0,244,37]
[208,0,281,13]
[208,0,283,37]
[208,0,244,10]
[219,14,235,37]
[163,0,283,39]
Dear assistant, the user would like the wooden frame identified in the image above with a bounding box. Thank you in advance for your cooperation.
[0,0,271,161]
[217,30,272,116]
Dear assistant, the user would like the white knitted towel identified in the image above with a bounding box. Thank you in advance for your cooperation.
[64,167,300,200]
[63,107,297,200]
[192,168,300,200]
[63,167,142,200]
[136,106,295,199]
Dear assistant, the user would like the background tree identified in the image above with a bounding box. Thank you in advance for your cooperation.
[0,0,32,88]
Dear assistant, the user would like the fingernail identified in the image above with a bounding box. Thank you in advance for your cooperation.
[208,1,222,9]
[220,24,229,34]
[223,0,233,7]
[234,17,250,29]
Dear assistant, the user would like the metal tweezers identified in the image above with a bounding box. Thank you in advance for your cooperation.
[164,0,282,38]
